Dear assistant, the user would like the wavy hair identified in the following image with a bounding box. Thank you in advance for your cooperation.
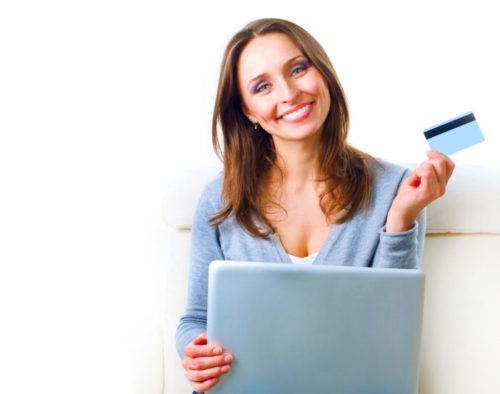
[210,18,377,238]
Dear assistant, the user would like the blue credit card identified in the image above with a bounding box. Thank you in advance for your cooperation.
[423,112,485,155]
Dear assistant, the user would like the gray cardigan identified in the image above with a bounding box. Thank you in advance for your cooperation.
[175,159,426,358]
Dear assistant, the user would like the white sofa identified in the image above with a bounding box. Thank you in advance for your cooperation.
[161,164,500,394]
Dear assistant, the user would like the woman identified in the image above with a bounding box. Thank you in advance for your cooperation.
[176,18,454,393]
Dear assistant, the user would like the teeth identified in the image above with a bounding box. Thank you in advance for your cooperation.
[282,104,311,120]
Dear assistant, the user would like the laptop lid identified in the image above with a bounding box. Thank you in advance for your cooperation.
[207,260,425,394]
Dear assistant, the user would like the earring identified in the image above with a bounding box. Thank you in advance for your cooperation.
[253,123,259,130]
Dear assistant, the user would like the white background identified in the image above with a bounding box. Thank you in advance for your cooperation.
[0,0,498,393]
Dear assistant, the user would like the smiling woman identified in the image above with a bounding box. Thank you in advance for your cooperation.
[238,33,331,145]
[175,18,454,393]
[210,19,375,243]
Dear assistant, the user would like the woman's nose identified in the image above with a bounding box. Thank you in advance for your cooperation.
[277,79,299,103]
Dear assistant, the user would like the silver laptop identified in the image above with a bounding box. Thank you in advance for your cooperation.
[207,260,425,394]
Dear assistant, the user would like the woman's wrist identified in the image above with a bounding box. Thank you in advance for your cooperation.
[385,206,417,233]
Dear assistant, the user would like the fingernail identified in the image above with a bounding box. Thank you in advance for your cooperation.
[224,355,232,362]
[213,346,222,354]
[221,365,230,372]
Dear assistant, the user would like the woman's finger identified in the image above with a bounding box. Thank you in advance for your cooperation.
[425,152,454,195]
[414,163,441,200]
[183,334,221,359]
[405,171,421,188]
[193,333,207,346]
[192,377,220,393]
[184,343,223,358]
[186,364,231,382]
[426,158,447,190]
[184,353,233,371]
[426,150,455,179]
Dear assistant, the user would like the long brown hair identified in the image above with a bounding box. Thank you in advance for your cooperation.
[211,18,376,238]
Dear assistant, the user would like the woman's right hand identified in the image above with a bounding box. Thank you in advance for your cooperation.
[182,333,233,393]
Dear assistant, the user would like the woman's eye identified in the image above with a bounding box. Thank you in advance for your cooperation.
[255,83,269,93]
[292,62,310,76]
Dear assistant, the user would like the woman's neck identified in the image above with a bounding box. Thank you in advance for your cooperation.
[270,137,323,194]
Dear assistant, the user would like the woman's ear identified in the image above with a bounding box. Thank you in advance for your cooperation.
[241,105,256,124]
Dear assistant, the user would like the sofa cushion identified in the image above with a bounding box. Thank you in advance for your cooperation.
[163,166,222,230]
[425,164,500,234]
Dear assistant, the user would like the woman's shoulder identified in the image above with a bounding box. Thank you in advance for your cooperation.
[367,157,411,180]
[366,157,412,194]
[196,170,224,210]
[203,170,224,194]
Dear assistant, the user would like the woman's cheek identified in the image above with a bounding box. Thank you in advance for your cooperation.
[257,101,277,123]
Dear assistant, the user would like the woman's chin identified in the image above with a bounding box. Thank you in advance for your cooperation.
[271,128,322,145]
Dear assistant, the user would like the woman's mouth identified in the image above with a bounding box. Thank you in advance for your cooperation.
[279,102,313,123]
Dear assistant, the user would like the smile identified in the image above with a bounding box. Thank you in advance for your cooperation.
[279,103,313,123]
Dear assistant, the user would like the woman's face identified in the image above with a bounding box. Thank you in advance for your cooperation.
[237,32,331,145]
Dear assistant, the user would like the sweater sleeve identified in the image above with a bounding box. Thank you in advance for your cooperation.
[371,168,427,269]
[175,182,224,359]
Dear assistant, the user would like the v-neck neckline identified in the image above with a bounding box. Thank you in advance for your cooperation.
[271,221,347,265]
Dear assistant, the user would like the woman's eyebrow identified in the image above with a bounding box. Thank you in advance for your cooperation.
[247,54,305,89]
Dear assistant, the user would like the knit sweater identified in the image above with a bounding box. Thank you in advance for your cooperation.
[175,159,426,358]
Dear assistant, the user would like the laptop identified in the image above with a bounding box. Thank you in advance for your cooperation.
[207,260,425,394]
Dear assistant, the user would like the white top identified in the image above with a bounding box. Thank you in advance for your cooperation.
[288,251,319,264]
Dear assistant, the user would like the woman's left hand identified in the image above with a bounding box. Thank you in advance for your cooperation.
[386,150,455,233]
